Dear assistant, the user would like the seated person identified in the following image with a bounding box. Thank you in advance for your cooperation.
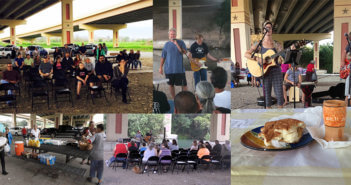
[128,141,138,153]
[23,54,34,68]
[139,143,147,157]
[197,144,210,161]
[73,54,81,69]
[34,55,41,68]
[14,54,24,71]
[142,142,157,173]
[212,140,222,156]
[190,140,198,151]
[169,139,179,151]
[305,60,315,82]
[84,57,98,84]
[111,59,129,103]
[76,62,93,99]
[1,63,20,95]
[158,142,171,172]
[128,50,136,69]
[95,55,113,86]
[117,51,124,62]
[39,58,53,79]
[195,81,216,113]
[174,91,199,113]
[53,57,65,80]
[283,65,303,105]
[153,89,170,113]
[106,138,128,168]
[210,67,231,110]
[62,52,74,74]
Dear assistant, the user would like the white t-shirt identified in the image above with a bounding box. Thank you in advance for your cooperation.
[31,128,40,139]
[142,148,156,162]
[214,90,231,109]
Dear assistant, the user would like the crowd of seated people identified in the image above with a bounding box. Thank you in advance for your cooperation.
[1,43,140,105]
[105,137,231,174]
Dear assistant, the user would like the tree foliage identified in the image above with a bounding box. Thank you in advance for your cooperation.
[172,114,211,140]
[215,0,230,34]
[128,114,165,137]
[297,45,333,73]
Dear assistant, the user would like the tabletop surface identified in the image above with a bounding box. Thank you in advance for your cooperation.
[231,108,351,185]
[26,144,90,158]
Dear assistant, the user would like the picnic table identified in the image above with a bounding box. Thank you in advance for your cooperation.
[25,144,90,163]
[231,108,351,185]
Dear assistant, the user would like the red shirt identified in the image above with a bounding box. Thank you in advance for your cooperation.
[22,128,27,135]
[307,63,314,72]
[114,143,127,157]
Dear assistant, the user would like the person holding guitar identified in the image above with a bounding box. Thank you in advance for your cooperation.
[188,34,219,87]
[245,20,284,108]
[159,28,188,99]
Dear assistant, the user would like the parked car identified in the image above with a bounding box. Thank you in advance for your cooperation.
[40,128,58,137]
[27,45,48,57]
[5,45,18,50]
[85,44,97,56]
[0,47,12,58]
[66,43,80,56]
[58,125,81,137]
[9,127,22,136]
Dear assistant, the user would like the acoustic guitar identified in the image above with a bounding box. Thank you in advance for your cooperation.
[247,41,307,77]
[190,57,208,72]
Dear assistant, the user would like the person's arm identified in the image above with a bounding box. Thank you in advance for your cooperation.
[172,40,183,53]
[284,71,290,84]
[84,73,89,82]
[159,58,165,75]
[244,43,262,64]
[76,74,84,81]
[341,49,347,67]
[158,150,162,157]
[207,53,218,62]
[298,74,302,84]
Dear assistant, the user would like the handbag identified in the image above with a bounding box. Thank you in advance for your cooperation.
[311,71,318,81]
[4,144,10,153]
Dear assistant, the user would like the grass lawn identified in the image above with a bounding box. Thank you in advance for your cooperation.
[0,41,153,52]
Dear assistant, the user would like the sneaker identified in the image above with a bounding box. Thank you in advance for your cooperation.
[122,98,128,104]
[2,171,8,175]
[153,170,157,174]
[105,160,109,167]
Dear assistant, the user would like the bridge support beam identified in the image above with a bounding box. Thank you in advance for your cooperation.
[231,0,251,68]
[210,114,230,142]
[30,114,36,129]
[169,0,182,39]
[106,114,128,141]
[61,0,74,45]
[88,30,94,43]
[11,113,16,128]
[333,0,351,73]
[79,24,126,47]
[55,114,63,129]
[0,19,26,46]
[10,26,16,45]
[313,41,320,70]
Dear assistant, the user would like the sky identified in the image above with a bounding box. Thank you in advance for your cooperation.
[0,0,152,40]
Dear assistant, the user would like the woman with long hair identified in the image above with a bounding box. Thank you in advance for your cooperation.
[195,81,216,113]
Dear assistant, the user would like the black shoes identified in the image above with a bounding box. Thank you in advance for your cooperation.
[2,171,8,175]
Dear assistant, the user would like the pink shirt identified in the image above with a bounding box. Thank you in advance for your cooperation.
[281,64,289,73]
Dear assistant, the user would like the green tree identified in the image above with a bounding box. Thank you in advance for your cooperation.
[172,114,211,140]
[215,0,230,34]
[319,44,333,73]
[128,114,165,138]
[300,46,313,67]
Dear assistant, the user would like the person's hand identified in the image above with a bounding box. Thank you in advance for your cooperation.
[159,67,163,75]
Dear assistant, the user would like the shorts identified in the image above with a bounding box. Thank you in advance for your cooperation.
[165,73,187,86]
[284,82,297,90]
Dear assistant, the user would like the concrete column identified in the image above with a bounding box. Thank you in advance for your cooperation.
[11,113,16,128]
[61,0,74,45]
[231,0,251,68]
[169,0,182,39]
[163,114,172,138]
[333,0,351,73]
[70,115,74,126]
[46,37,51,46]
[313,41,320,70]
[55,114,63,129]
[106,114,128,142]
[43,118,47,128]
[30,114,36,128]
[210,114,230,142]
[88,30,94,43]
[113,29,120,48]
[10,26,16,45]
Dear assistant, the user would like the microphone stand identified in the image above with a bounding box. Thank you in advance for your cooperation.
[252,30,268,109]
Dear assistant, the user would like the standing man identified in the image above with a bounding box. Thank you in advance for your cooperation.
[87,124,104,185]
[189,34,219,87]
[0,126,8,175]
[244,20,284,108]
[79,42,87,62]
[135,130,142,148]
[22,127,27,140]
[62,44,72,57]
[159,28,188,99]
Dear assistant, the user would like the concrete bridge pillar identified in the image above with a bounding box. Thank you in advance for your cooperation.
[55,113,63,129]
[168,0,182,39]
[30,114,36,129]
[10,26,16,45]
[88,30,94,43]
[210,114,230,142]
[61,0,74,45]
[333,0,351,73]
[231,0,251,68]
[313,41,320,70]
[11,113,16,128]
[46,37,51,46]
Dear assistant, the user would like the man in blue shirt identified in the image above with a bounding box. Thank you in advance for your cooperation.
[159,28,188,99]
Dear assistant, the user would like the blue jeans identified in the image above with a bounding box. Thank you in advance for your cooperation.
[194,69,207,87]
[90,160,104,180]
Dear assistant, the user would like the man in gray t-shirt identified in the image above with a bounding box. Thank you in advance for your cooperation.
[39,58,53,79]
[159,28,188,99]
[283,66,302,105]
[87,124,104,184]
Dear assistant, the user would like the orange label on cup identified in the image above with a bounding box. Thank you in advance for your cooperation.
[323,106,346,127]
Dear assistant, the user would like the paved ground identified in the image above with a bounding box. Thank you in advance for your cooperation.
[103,142,230,185]
[231,74,344,109]
[0,138,230,185]
[0,55,153,113]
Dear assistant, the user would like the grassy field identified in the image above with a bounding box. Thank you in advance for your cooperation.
[0,41,153,52]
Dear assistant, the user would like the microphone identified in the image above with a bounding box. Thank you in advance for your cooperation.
[263,27,269,32]
[345,33,349,37]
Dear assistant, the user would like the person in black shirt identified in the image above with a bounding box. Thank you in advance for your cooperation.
[116,51,124,62]
[128,141,138,152]
[212,140,222,156]
[79,42,87,55]
[153,89,170,113]
[111,59,129,103]
[53,57,65,80]
[95,55,113,86]
[128,50,136,69]
[76,62,92,99]
[135,50,141,69]
[62,52,74,75]
[53,47,61,60]
[189,34,219,87]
